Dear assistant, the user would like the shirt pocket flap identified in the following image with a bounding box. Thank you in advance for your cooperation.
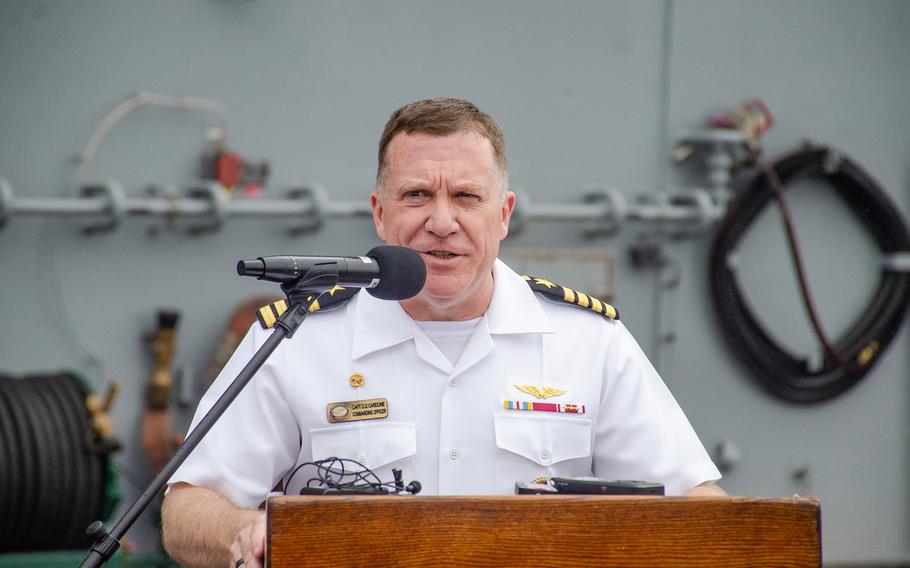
[309,421,416,470]
[494,414,592,466]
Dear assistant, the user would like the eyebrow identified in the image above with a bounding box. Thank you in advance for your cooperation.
[390,178,487,190]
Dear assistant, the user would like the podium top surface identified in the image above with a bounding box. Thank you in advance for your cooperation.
[266,495,821,567]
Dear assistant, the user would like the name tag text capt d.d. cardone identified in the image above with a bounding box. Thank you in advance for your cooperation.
[326,398,389,423]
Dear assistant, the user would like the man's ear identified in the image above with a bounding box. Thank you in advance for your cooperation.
[500,191,516,239]
[371,192,386,241]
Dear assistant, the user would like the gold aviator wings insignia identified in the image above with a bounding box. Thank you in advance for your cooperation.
[514,385,566,399]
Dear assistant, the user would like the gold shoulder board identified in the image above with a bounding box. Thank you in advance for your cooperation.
[521,275,619,321]
[256,286,360,329]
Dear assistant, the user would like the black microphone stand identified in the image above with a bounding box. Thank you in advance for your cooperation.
[80,277,333,568]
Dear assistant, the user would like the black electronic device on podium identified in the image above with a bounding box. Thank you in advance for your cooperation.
[79,246,426,567]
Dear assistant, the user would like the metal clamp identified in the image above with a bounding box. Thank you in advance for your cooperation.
[675,128,747,204]
[630,191,669,224]
[286,184,327,236]
[628,189,719,239]
[0,177,13,230]
[186,182,226,235]
[667,188,719,237]
[584,187,626,238]
[81,181,126,235]
[883,252,910,272]
[823,148,844,175]
[143,183,181,236]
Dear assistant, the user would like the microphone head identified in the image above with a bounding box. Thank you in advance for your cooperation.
[365,246,426,300]
[236,258,265,277]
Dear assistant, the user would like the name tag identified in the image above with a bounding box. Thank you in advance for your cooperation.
[326,398,389,423]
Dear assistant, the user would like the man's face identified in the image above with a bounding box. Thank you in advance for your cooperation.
[371,130,515,320]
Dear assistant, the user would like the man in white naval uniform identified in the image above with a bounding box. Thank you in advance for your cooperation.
[163,98,724,568]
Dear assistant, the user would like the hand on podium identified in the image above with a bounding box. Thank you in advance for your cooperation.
[162,484,266,568]
[229,512,266,568]
[683,481,727,496]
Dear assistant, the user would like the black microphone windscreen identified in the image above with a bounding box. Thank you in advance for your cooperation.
[365,246,426,300]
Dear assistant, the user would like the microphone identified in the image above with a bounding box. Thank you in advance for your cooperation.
[236,245,426,301]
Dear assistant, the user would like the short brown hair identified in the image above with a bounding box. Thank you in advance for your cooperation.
[376,98,508,193]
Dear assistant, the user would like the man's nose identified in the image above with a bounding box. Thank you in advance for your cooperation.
[425,195,459,236]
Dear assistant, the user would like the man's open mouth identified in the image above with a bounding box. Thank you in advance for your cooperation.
[426,251,458,259]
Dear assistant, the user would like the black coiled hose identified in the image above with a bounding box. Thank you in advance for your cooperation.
[709,144,910,403]
[0,372,110,551]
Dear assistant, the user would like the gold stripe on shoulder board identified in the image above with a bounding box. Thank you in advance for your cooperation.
[256,286,360,329]
[256,299,288,329]
[522,275,620,321]
[257,298,314,329]
[576,292,590,308]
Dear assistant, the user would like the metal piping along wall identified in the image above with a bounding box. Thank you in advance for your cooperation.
[0,130,742,238]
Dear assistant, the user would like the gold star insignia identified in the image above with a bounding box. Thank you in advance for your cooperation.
[326,285,346,296]
[348,372,365,387]
[533,278,557,289]
[514,384,566,399]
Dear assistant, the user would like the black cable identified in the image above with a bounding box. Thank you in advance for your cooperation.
[3,377,39,550]
[32,374,78,548]
[34,373,76,549]
[17,374,60,550]
[0,376,21,551]
[46,373,92,548]
[286,457,406,495]
[710,144,910,403]
[37,374,78,547]
[59,372,105,547]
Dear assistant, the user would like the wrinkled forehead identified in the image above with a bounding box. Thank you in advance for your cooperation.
[382,130,500,181]
[386,129,493,160]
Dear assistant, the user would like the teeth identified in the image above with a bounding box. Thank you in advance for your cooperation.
[429,251,455,258]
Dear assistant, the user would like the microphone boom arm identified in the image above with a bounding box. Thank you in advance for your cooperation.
[79,281,327,567]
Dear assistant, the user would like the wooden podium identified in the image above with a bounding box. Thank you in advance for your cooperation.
[267,495,820,567]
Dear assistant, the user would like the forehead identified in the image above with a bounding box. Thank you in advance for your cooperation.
[383,130,497,183]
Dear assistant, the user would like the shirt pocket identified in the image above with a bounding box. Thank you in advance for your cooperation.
[494,414,592,466]
[308,421,417,470]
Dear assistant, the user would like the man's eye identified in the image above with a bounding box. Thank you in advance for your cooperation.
[455,192,480,200]
[403,190,429,199]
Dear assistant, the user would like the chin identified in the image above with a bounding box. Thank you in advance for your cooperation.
[420,277,469,302]
[419,285,464,302]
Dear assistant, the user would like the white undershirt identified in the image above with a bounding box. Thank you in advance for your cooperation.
[415,317,483,365]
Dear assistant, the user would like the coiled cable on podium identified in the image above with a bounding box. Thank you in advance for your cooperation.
[709,144,910,403]
[285,457,421,495]
[0,372,118,551]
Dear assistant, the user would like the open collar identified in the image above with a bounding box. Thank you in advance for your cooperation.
[486,259,554,335]
[349,258,553,361]
[350,291,417,360]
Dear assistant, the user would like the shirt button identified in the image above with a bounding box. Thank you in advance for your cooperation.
[357,454,367,464]
[449,378,458,387]
[449,449,460,461]
[540,448,552,461]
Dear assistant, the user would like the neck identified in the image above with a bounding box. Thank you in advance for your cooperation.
[400,274,494,322]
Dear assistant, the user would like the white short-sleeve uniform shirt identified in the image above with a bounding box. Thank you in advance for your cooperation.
[171,260,720,508]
